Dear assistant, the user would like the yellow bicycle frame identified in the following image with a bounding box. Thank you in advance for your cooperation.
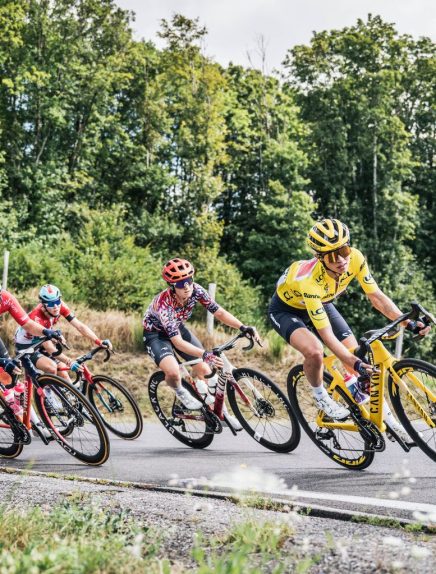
[316,337,436,434]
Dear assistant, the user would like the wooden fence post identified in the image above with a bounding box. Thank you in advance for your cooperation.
[2,250,9,290]
[207,283,216,335]
[394,327,404,359]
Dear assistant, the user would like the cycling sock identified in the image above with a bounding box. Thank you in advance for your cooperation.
[383,399,400,427]
[312,385,328,400]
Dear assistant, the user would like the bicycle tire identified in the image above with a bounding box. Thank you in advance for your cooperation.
[287,365,375,470]
[34,374,110,465]
[227,367,300,453]
[88,375,143,440]
[0,395,24,459]
[388,358,436,462]
[148,371,214,449]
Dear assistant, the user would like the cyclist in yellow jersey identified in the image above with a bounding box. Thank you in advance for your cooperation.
[269,219,430,436]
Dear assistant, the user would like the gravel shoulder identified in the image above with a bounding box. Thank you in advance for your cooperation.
[0,469,434,573]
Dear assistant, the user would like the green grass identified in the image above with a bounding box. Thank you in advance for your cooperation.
[265,330,286,362]
[191,519,306,574]
[0,494,166,574]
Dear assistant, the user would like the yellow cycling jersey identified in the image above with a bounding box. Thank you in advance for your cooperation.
[276,247,378,329]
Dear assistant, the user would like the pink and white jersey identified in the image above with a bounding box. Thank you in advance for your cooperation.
[15,302,75,346]
[0,290,29,325]
[143,283,219,338]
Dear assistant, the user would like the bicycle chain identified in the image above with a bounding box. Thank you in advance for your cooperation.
[335,387,386,452]
[203,409,223,434]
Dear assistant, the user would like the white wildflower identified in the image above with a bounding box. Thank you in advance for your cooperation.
[383,536,403,547]
[410,545,431,559]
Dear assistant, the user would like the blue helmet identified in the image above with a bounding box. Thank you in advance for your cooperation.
[39,284,61,304]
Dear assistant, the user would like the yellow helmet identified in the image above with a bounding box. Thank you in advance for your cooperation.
[307,219,350,253]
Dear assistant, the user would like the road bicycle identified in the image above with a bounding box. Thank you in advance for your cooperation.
[0,337,110,465]
[148,332,300,452]
[287,302,436,470]
[62,346,143,440]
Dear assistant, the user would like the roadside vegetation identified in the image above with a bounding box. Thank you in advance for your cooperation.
[0,2,434,358]
[0,496,308,574]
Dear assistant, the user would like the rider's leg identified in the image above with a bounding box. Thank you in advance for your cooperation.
[35,355,58,375]
[158,355,202,410]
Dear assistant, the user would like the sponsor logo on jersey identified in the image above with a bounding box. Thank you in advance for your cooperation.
[310,308,326,321]
[363,273,375,284]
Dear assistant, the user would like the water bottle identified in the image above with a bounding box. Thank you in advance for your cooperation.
[2,387,24,419]
[344,374,369,405]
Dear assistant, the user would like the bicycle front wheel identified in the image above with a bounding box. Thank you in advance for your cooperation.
[227,368,300,453]
[287,365,374,470]
[0,396,23,459]
[148,371,214,449]
[388,358,436,462]
[88,375,143,440]
[34,375,110,465]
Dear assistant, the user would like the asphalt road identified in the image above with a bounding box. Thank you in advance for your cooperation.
[2,421,436,519]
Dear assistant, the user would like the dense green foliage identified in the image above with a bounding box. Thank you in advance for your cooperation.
[0,3,434,346]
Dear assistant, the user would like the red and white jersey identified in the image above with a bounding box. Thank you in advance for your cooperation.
[15,302,75,346]
[0,290,29,326]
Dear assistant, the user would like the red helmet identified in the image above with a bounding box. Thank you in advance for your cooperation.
[162,258,195,283]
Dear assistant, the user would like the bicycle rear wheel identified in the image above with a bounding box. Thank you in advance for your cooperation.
[388,358,436,462]
[227,368,300,452]
[34,374,110,465]
[148,371,214,449]
[88,375,143,440]
[287,365,375,470]
[0,396,23,459]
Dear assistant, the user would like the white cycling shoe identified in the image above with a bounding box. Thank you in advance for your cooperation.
[315,395,349,420]
[176,387,203,411]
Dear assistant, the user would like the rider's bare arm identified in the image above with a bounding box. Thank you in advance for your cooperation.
[22,318,51,338]
[367,289,431,336]
[214,308,242,330]
[69,317,101,344]
[366,289,404,321]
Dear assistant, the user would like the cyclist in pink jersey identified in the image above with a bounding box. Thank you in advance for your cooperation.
[143,258,260,424]
[0,288,63,377]
[14,284,111,382]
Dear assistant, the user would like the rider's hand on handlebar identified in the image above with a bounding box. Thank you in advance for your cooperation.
[406,319,431,338]
[70,361,83,373]
[101,339,113,350]
[0,358,22,376]
[354,360,379,377]
[202,351,224,369]
[43,328,66,345]
[239,325,262,346]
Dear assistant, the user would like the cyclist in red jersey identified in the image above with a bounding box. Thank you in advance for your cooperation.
[0,289,63,377]
[143,258,260,425]
[14,284,111,382]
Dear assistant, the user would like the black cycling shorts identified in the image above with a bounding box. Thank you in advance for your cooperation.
[15,342,54,366]
[268,293,353,343]
[143,324,204,367]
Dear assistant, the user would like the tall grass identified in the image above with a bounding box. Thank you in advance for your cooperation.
[0,496,165,574]
[192,519,301,574]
